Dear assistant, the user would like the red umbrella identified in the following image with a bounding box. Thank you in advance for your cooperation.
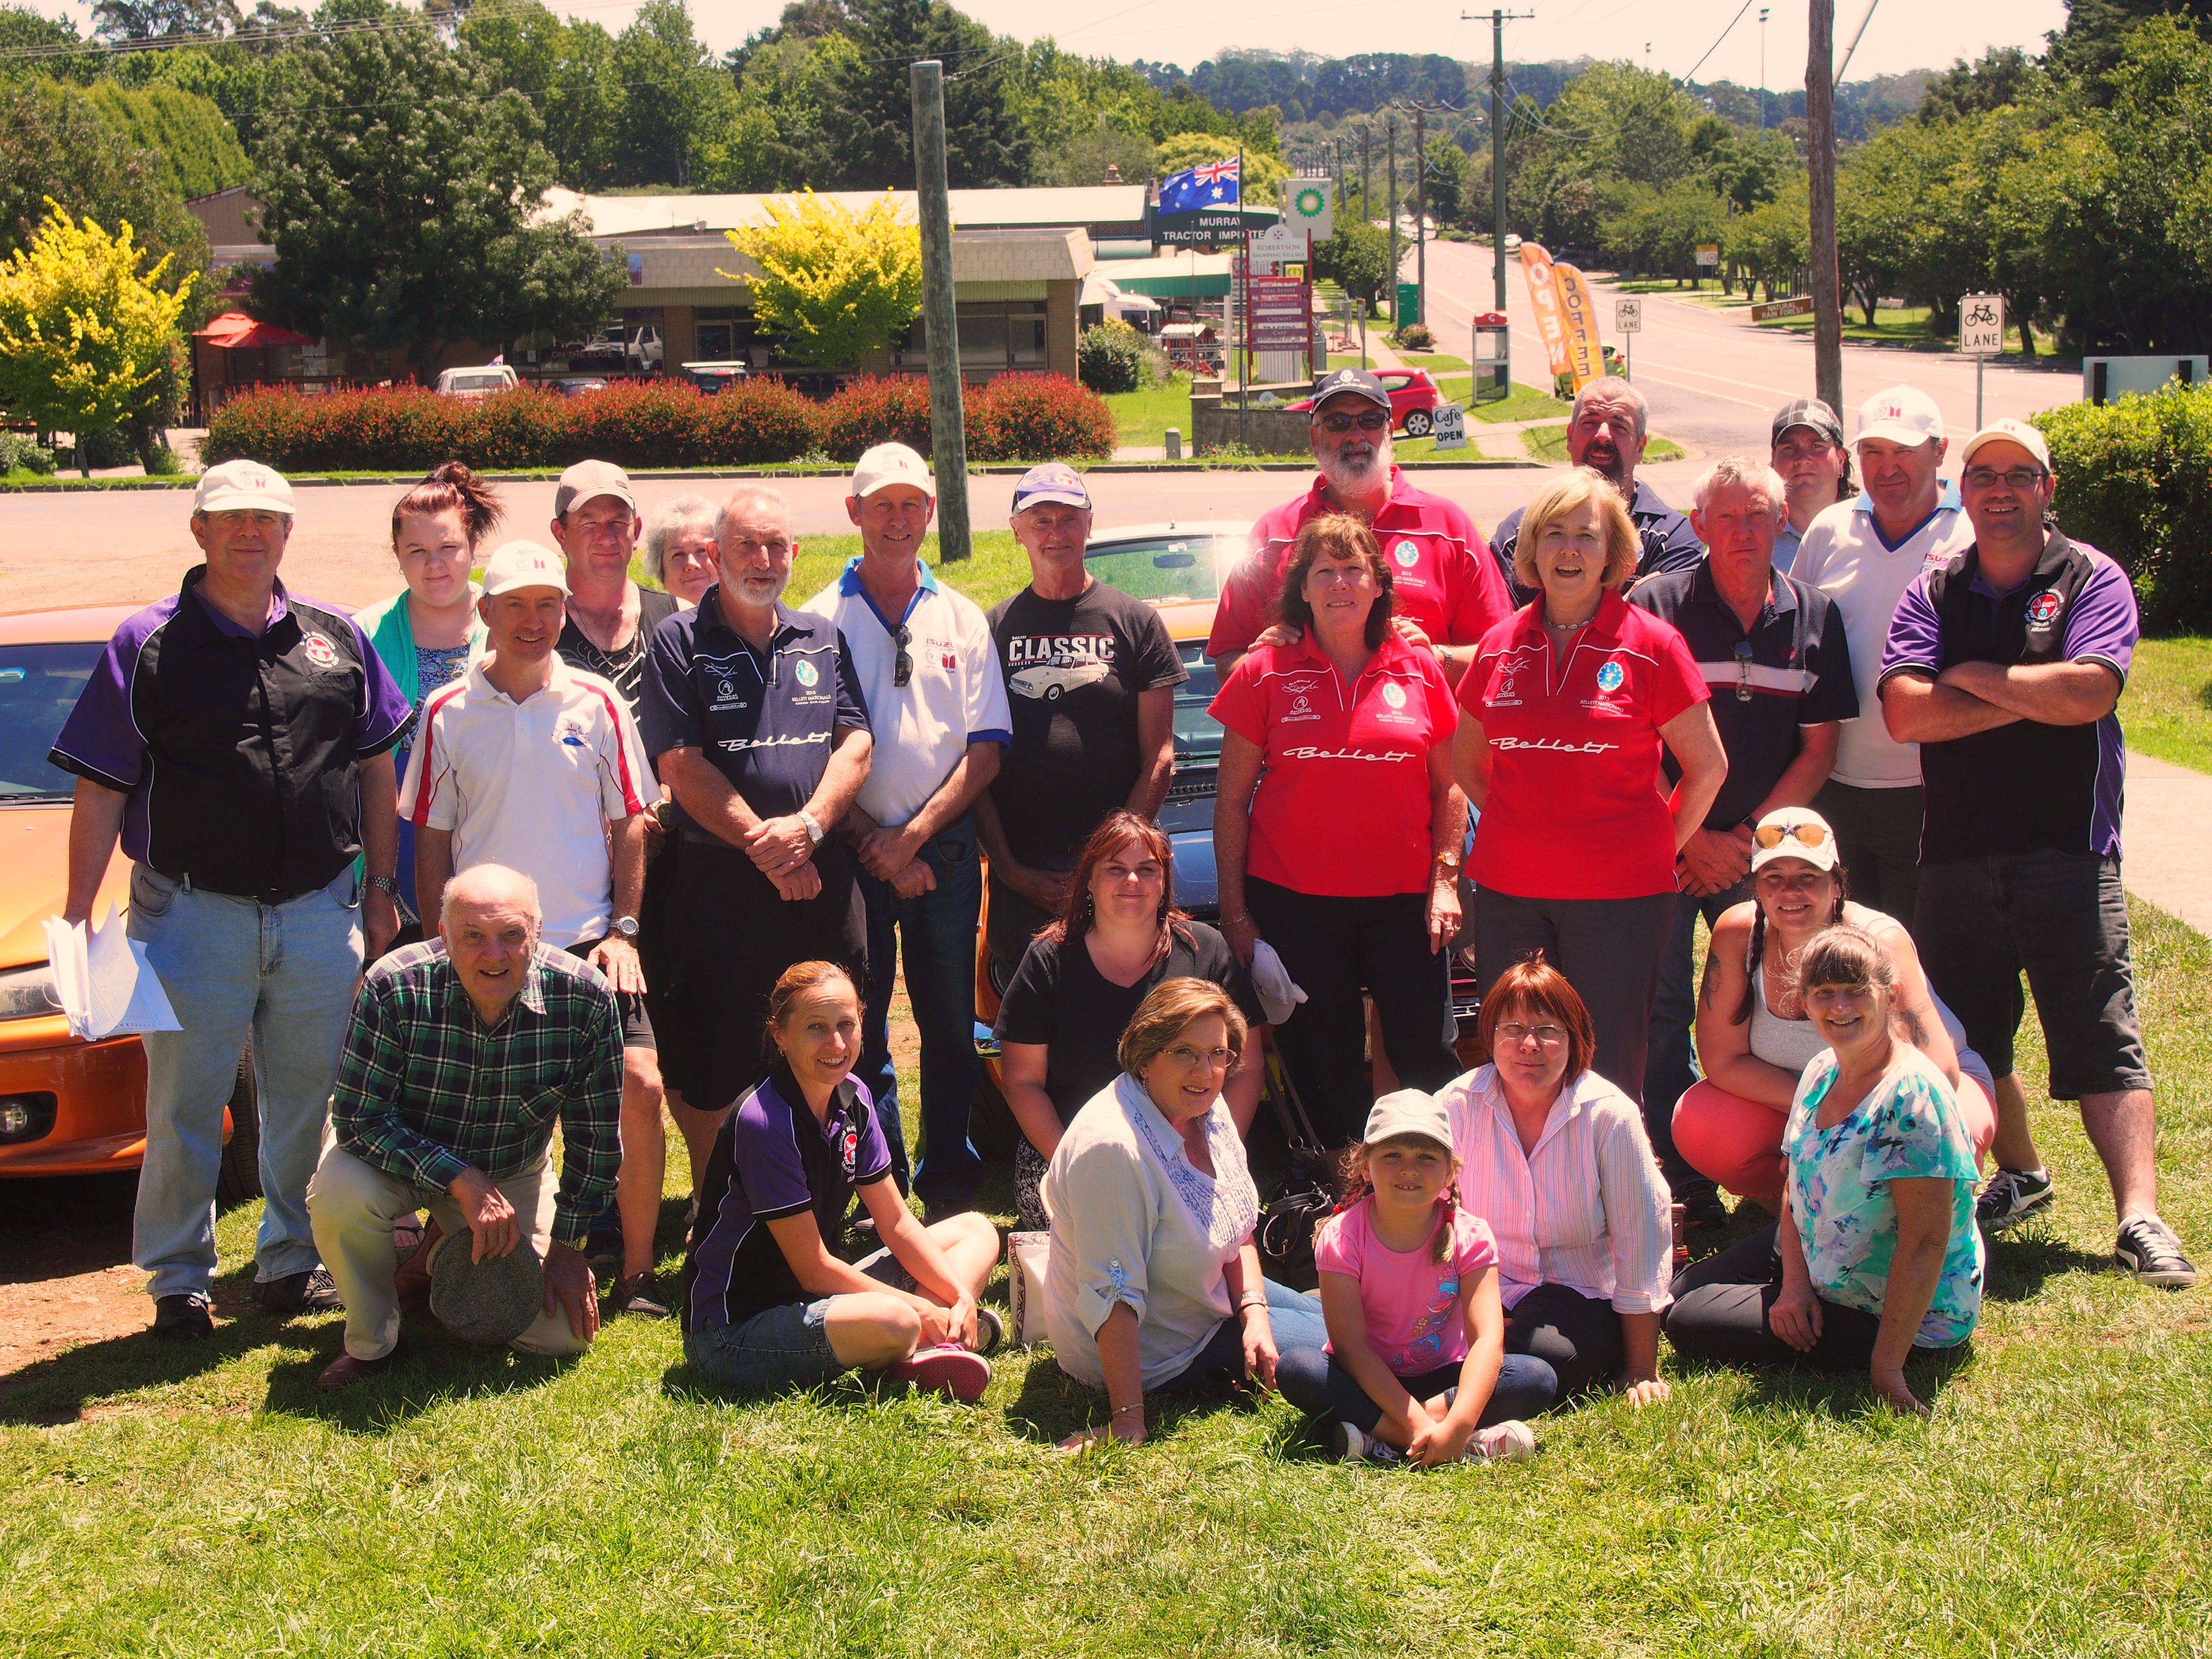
[194,311,313,349]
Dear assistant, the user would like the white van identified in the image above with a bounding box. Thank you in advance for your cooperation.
[435,364,519,399]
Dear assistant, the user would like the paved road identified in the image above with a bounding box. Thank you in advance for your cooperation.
[1413,239,2086,458]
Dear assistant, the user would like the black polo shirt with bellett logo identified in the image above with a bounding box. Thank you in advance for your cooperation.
[49,566,416,900]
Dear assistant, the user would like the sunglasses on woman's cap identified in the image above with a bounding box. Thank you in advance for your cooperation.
[1749,811,1841,874]
[1753,821,1832,851]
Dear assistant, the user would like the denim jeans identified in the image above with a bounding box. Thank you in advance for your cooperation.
[125,863,364,1299]
[1642,877,1751,1192]
[857,814,984,1210]
[1161,1277,1333,1398]
[1315,1351,1560,1433]
[682,1248,915,1394]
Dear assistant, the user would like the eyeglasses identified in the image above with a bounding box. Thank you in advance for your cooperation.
[1753,821,1833,851]
[1316,411,1390,434]
[1163,1044,1233,1071]
[892,624,912,688]
[1733,639,1755,703]
[1493,1022,1566,1047]
[1962,466,2049,490]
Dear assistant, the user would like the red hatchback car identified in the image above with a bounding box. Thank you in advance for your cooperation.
[1284,368,1445,437]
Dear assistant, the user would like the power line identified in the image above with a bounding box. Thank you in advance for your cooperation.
[1682,0,1761,87]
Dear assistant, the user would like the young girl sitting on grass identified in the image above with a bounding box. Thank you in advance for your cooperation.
[1310,1091,1558,1464]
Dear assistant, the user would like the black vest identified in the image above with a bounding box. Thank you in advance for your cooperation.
[1918,531,2106,864]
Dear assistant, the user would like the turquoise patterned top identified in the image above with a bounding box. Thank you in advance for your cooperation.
[1785,1046,1985,1348]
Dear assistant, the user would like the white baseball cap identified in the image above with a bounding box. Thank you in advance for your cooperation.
[480,540,572,597]
[1362,1089,1455,1156]
[1855,384,1945,448]
[849,442,935,500]
[1958,418,2052,472]
[1749,808,1841,875]
[193,458,295,517]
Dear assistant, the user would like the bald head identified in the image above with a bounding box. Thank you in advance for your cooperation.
[442,864,541,929]
[439,865,542,1022]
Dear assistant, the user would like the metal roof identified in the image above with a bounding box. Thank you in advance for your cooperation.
[547,185,1149,240]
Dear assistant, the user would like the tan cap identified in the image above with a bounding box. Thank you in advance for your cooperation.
[849,442,935,500]
[480,540,572,597]
[1362,1090,1454,1155]
[1958,418,2052,472]
[553,458,637,519]
[193,458,295,517]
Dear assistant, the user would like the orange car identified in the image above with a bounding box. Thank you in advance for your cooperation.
[0,605,260,1202]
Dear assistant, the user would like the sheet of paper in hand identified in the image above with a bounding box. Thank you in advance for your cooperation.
[40,906,182,1041]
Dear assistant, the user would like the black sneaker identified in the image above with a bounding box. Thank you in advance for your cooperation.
[2115,1216,2198,1288]
[583,1226,625,1274]
[972,1305,1005,1358]
[251,1266,342,1313]
[1976,1167,2056,1234]
[152,1293,213,1341]
[610,1272,672,1319]
[1676,1186,1731,1230]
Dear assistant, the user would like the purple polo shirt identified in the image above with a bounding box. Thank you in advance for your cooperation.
[51,567,413,895]
[1880,536,2136,860]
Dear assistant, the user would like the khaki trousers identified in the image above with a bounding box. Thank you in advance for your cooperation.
[306,1131,591,1362]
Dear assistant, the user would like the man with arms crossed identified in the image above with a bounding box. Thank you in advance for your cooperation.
[1880,420,2194,1286]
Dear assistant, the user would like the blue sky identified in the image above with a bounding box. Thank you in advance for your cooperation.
[24,0,2072,87]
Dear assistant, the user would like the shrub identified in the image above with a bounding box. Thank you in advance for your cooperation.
[967,373,1117,462]
[1395,322,1435,352]
[469,385,573,470]
[817,374,931,462]
[2036,382,2212,633]
[697,378,820,466]
[0,431,56,474]
[1078,321,1148,395]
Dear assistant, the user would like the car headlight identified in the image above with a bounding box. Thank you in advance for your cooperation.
[0,962,62,1021]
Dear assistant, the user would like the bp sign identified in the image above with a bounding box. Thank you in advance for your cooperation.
[1283,176,1333,242]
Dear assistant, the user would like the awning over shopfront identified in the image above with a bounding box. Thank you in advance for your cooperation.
[1099,253,1235,300]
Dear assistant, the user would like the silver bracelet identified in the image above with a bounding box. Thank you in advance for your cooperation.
[1237,1292,1270,1310]
[1111,1401,1145,1419]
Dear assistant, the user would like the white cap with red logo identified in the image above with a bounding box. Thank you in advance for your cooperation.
[481,540,572,597]
[1958,418,2052,471]
[1854,384,1946,449]
[193,458,296,517]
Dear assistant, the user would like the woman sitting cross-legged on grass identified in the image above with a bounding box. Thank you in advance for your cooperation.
[1676,808,1996,1209]
[1306,1090,1552,1466]
[1437,957,1678,1408]
[1043,977,1331,1449]
[1664,925,1988,1416]
[679,961,1004,1401]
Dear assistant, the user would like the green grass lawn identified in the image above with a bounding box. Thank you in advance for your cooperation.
[788,529,1031,611]
[1102,373,1197,449]
[5,883,2209,1651]
[2122,636,2212,775]
[1524,424,1685,465]
[1467,381,1573,425]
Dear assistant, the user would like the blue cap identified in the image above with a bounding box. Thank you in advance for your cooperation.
[1309,366,1392,415]
[1011,462,1092,512]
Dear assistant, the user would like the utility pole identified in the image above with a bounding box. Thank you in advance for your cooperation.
[909,60,969,561]
[1386,113,1398,325]
[1759,8,1770,131]
[1462,11,1530,385]
[1806,0,1842,410]
[1412,106,1427,331]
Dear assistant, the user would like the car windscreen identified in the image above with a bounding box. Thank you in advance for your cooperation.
[1082,534,1231,605]
[1171,640,1221,766]
[0,642,104,802]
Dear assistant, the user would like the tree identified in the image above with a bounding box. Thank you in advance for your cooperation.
[608,0,732,187]
[1314,218,1389,303]
[1420,133,1466,227]
[0,202,192,471]
[721,189,922,368]
[90,0,240,41]
[1155,132,1288,200]
[86,81,252,198]
[821,0,1030,189]
[248,0,623,373]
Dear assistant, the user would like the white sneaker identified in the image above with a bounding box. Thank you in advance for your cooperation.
[1467,1420,1536,1463]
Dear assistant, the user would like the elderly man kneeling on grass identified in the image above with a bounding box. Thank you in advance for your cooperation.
[306,864,623,1390]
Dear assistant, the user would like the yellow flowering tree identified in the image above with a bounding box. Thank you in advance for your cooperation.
[721,190,923,370]
[0,201,192,474]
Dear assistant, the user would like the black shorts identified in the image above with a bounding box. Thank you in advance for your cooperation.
[653,836,867,1111]
[564,940,656,1051]
[1914,850,2152,1099]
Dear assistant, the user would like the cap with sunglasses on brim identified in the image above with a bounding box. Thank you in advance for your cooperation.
[1011,461,1091,512]
[1771,396,1844,449]
[1308,366,1393,417]
[850,442,935,501]
[1361,1089,1454,1156]
[1749,807,1840,874]
[1957,418,2052,472]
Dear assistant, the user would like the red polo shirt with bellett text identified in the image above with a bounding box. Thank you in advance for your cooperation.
[1206,468,1512,661]
[1209,633,1460,898]
[1460,591,1709,901]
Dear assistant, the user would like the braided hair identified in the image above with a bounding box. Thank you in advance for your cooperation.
[1333,1137,1462,1265]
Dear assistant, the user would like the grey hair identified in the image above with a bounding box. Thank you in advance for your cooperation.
[1573,376,1649,439]
[440,865,542,933]
[1694,456,1789,518]
[715,483,793,546]
[640,493,720,583]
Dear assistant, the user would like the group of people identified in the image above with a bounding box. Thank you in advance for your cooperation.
[53,357,2192,1442]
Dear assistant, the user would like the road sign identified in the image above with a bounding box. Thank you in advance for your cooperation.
[1695,244,1720,267]
[1614,299,1642,334]
[1960,293,2005,355]
[1431,403,1467,450]
[1283,177,1333,243]
[1750,295,1813,322]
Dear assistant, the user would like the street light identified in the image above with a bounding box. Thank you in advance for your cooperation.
[1759,8,1770,131]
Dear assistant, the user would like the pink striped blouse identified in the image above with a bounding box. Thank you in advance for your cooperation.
[1438,1065,1675,1315]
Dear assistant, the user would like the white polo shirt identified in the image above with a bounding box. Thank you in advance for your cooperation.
[398,657,654,947]
[804,556,1011,828]
[1791,481,1975,789]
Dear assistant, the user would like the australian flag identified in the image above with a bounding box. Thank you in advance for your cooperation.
[1158,156,1241,215]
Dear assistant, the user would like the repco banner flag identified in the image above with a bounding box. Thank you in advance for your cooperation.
[1551,262,1603,391]
[1517,243,1570,381]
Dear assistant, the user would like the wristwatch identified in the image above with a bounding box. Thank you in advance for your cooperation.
[798,809,826,846]
[606,915,640,941]
[364,873,401,898]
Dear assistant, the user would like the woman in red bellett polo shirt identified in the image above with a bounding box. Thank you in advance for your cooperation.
[1455,469,1727,1119]
[1211,514,1469,1146]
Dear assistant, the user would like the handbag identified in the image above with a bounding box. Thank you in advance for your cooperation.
[1004,1229,1052,1347]
[1253,1048,1337,1292]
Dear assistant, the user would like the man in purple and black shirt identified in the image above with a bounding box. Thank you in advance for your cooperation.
[1880,420,2195,1288]
[50,460,416,1340]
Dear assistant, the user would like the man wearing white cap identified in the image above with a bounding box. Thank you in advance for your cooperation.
[805,443,1012,1214]
[400,541,668,1314]
[50,459,416,1338]
[1881,419,2195,1287]
[1790,384,1975,931]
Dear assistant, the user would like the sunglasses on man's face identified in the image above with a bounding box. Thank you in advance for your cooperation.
[893,624,913,688]
[1316,411,1390,434]
[1754,821,1833,851]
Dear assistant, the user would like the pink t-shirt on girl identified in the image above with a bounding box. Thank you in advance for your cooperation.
[1313,1200,1501,1375]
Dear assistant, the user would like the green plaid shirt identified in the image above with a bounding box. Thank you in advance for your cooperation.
[331,940,625,1243]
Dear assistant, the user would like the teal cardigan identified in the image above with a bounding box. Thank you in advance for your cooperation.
[354,585,488,708]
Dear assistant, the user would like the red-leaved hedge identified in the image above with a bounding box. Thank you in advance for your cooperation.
[204,373,1115,471]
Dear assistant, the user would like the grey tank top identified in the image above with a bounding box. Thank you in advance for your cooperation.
[1746,926,1977,1079]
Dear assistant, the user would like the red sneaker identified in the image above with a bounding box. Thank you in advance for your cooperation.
[886,1344,992,1403]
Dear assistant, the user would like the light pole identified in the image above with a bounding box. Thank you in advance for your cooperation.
[1759,8,1770,131]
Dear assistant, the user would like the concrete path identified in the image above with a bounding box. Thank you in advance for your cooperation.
[2120,752,2212,934]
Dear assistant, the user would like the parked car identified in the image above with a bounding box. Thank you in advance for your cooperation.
[569,326,628,371]
[433,364,518,399]
[553,377,610,398]
[0,606,259,1199]
[627,326,663,373]
[1284,368,1445,436]
[678,360,748,394]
